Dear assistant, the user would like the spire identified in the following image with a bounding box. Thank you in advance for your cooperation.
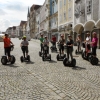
[27,7,30,17]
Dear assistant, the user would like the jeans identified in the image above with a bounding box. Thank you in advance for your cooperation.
[67,48,73,61]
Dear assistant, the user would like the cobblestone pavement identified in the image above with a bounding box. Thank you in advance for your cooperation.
[0,38,100,100]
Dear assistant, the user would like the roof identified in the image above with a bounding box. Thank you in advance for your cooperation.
[20,21,27,26]
[30,4,41,11]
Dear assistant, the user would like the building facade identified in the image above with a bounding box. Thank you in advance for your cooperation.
[49,0,58,41]
[26,8,30,35]
[58,0,74,41]
[39,0,49,39]
[29,5,41,38]
[19,21,27,37]
[74,0,100,48]
[35,7,41,39]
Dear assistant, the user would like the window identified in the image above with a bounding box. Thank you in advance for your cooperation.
[68,8,72,19]
[64,0,66,5]
[64,12,66,20]
[87,0,92,14]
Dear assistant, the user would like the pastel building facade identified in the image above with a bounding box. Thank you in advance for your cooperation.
[39,0,49,38]
[58,0,74,41]
[49,0,58,41]
[74,0,100,48]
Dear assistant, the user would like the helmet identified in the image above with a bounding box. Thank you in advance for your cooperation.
[45,36,47,38]
[23,36,26,38]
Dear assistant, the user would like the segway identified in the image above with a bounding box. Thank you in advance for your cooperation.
[81,42,98,65]
[42,44,51,61]
[63,45,76,67]
[20,46,30,62]
[1,45,16,65]
[75,41,83,55]
[81,42,91,60]
[75,49,83,55]
[50,41,57,52]
[20,55,30,62]
[56,43,66,61]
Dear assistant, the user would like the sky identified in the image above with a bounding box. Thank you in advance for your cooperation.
[0,0,45,32]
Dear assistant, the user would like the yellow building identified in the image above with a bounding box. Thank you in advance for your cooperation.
[58,0,74,40]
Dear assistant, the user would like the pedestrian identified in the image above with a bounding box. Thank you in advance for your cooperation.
[66,34,74,61]
[51,34,56,47]
[76,34,82,52]
[58,34,65,54]
[3,34,14,61]
[39,34,44,52]
[84,33,91,55]
[43,36,49,53]
[20,36,29,59]
[91,32,98,57]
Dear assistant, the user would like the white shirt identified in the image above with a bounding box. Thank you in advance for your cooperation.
[43,39,49,45]
[86,36,91,44]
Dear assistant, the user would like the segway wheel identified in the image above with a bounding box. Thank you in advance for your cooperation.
[71,59,76,67]
[82,52,85,59]
[63,58,68,66]
[20,56,24,62]
[39,51,41,57]
[49,54,51,61]
[75,50,77,55]
[42,56,44,61]
[1,56,7,65]
[27,55,30,62]
[90,57,98,65]
[10,55,16,64]
[56,54,59,61]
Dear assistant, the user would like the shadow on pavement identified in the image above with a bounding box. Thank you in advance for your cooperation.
[25,61,34,64]
[6,64,19,68]
[72,66,86,70]
[49,60,57,63]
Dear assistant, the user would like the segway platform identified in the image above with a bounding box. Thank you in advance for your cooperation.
[56,54,66,61]
[20,55,30,62]
[63,58,76,67]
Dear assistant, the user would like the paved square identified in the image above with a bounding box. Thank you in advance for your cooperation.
[0,38,100,100]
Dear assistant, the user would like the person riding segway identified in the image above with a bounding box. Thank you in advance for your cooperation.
[39,34,44,56]
[89,32,99,65]
[1,34,15,65]
[82,33,91,60]
[56,34,66,61]
[63,35,76,67]
[50,34,57,52]
[42,36,51,61]
[20,36,30,62]
[75,34,83,54]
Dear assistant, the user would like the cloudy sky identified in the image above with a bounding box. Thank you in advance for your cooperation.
[0,0,45,32]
